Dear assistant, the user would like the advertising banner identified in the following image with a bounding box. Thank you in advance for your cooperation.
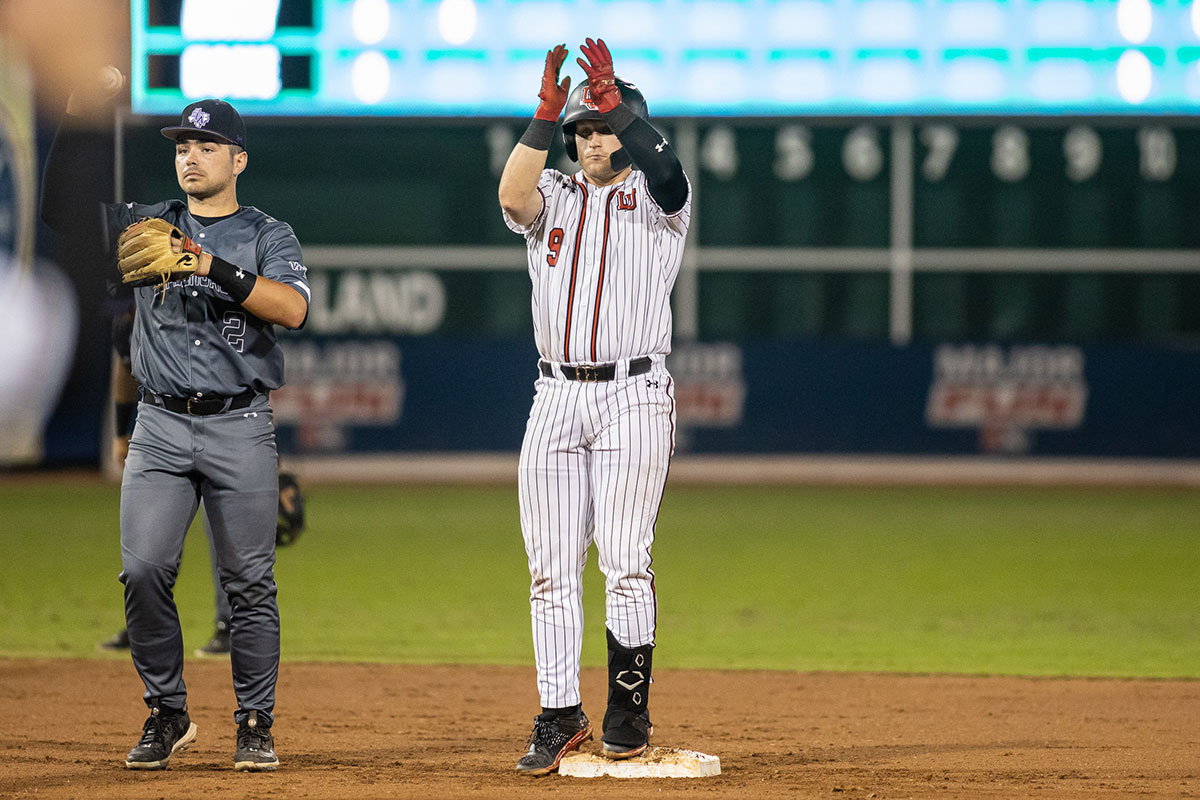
[273,333,1200,458]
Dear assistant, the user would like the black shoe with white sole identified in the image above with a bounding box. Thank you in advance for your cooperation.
[234,710,279,771]
[125,706,197,769]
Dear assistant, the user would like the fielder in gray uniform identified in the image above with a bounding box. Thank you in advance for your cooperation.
[43,97,309,771]
[101,302,307,658]
[101,304,236,657]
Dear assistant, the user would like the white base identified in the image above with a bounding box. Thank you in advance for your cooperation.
[558,747,721,778]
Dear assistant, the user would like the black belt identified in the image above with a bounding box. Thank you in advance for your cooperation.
[540,356,652,382]
[142,389,260,416]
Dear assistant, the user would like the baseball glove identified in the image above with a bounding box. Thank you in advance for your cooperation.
[116,217,201,288]
[276,471,306,547]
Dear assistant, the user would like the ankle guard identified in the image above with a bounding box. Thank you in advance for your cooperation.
[602,628,654,745]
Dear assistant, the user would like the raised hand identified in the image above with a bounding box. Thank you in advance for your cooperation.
[576,37,620,113]
[535,44,572,121]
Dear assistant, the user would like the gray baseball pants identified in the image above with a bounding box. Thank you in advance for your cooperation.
[202,510,233,625]
[120,396,279,725]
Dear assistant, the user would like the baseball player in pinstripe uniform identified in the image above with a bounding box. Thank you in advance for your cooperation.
[43,97,309,771]
[498,38,691,775]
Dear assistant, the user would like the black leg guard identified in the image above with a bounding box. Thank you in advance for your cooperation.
[601,628,654,757]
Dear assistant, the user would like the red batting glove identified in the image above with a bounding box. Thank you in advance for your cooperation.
[535,44,571,121]
[576,37,620,113]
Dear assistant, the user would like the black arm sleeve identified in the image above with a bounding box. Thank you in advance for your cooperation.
[602,103,688,214]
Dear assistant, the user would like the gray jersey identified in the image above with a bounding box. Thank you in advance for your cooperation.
[105,200,310,398]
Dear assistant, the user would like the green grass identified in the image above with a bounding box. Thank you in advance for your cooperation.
[1,480,1197,677]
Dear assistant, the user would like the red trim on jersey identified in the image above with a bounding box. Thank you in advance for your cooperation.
[563,177,589,363]
[590,189,619,362]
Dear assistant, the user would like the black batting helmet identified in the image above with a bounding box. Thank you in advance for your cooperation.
[560,78,649,161]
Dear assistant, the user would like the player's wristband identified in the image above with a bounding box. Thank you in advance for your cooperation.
[115,401,135,435]
[206,256,258,304]
[519,118,556,151]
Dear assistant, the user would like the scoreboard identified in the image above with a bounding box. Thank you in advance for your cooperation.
[678,118,1200,342]
[132,0,1200,116]
[116,112,1199,347]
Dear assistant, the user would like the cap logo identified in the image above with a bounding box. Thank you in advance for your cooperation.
[581,87,599,111]
[188,108,210,129]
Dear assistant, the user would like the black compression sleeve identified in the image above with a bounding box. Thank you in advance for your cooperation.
[601,104,688,214]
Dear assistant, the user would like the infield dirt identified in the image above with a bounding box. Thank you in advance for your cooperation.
[0,659,1195,799]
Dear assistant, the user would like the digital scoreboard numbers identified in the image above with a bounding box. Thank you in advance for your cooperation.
[132,0,1200,116]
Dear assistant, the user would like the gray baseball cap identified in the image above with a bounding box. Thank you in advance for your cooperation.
[161,99,247,149]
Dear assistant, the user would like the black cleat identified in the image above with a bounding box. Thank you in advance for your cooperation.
[194,621,231,657]
[125,706,197,769]
[234,710,279,771]
[601,710,653,759]
[515,709,592,776]
[99,628,130,651]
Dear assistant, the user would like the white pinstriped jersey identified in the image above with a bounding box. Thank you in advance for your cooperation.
[505,168,691,364]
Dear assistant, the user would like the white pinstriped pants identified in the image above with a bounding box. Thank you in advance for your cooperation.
[518,355,675,709]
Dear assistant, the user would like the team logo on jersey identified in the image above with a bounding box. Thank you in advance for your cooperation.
[188,108,211,128]
[617,189,637,211]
